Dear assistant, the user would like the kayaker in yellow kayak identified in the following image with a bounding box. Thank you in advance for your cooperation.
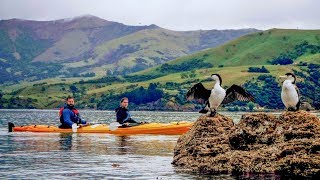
[115,97,139,126]
[59,96,89,128]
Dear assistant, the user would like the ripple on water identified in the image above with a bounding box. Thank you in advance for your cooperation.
[0,109,319,179]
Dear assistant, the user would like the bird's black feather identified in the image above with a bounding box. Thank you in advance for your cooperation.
[222,84,255,104]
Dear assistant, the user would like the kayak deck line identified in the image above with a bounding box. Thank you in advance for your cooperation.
[8,121,193,135]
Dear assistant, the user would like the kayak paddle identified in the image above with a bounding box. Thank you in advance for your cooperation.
[109,122,122,131]
[72,123,79,132]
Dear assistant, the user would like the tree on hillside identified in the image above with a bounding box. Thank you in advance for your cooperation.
[243,75,283,109]
[296,64,320,109]
[70,85,78,93]
[270,56,293,65]
[248,66,270,73]
[247,102,255,111]
[124,83,164,105]
[96,83,165,110]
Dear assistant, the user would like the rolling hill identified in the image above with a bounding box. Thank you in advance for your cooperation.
[0,15,258,84]
[1,29,319,110]
[135,29,320,76]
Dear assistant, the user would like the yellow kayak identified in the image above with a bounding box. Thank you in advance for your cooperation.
[8,122,193,135]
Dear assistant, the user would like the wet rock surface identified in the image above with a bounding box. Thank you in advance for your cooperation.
[172,111,320,178]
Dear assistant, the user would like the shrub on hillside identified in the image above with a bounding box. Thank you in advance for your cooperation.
[269,56,293,65]
[159,59,212,73]
[248,66,270,73]
[96,83,164,110]
[243,75,283,109]
[296,64,320,109]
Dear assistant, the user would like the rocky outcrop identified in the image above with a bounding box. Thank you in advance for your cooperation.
[172,111,320,178]
[300,102,314,111]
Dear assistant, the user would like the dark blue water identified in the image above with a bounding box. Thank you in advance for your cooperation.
[0,109,242,179]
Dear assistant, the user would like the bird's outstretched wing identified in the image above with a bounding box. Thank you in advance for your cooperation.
[186,82,211,101]
[222,84,255,104]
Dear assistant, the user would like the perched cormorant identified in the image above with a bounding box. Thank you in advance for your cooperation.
[207,74,255,116]
[280,73,300,111]
[186,74,255,116]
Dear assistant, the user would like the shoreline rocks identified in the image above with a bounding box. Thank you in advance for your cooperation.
[172,111,320,178]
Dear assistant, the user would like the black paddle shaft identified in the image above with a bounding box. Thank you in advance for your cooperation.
[8,122,15,132]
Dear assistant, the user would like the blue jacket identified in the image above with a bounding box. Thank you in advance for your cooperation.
[60,105,86,128]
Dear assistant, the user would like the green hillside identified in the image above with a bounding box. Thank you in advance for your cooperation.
[1,29,319,110]
[135,29,320,76]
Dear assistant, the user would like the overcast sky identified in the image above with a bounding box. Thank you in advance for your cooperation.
[1,0,319,31]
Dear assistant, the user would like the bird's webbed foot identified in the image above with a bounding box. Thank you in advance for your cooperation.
[287,107,296,111]
[199,108,208,114]
[208,110,216,117]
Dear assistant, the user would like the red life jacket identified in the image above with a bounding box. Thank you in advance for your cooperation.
[59,107,80,123]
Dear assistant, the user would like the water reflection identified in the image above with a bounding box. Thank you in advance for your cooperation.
[7,132,178,157]
[59,133,73,150]
[0,110,319,179]
[117,136,131,155]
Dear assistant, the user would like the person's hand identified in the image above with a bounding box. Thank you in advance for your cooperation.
[79,123,90,127]
[124,122,130,126]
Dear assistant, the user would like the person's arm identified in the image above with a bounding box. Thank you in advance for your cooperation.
[62,109,74,128]
[123,111,130,122]
[79,117,87,125]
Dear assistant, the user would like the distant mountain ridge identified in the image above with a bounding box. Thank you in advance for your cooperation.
[0,15,259,83]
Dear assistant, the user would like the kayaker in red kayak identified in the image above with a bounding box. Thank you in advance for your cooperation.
[115,97,139,126]
[59,96,89,128]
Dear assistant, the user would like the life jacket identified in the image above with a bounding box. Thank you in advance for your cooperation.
[59,106,80,123]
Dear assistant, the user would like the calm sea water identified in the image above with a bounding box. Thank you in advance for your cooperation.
[0,109,318,179]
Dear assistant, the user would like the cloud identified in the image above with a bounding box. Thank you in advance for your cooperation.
[0,0,319,30]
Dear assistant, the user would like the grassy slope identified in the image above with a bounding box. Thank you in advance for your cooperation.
[2,29,320,108]
[76,29,320,99]
[296,53,320,64]
[91,28,200,72]
[11,65,297,107]
[199,29,320,66]
[94,28,199,59]
[136,29,320,76]
[33,30,91,62]
[140,65,297,87]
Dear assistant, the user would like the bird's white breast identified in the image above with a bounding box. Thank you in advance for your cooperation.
[209,84,226,109]
[281,80,299,108]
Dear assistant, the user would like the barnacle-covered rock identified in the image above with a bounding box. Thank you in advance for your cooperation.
[173,111,320,178]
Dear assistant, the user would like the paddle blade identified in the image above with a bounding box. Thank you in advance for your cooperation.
[72,123,79,132]
[109,122,122,131]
